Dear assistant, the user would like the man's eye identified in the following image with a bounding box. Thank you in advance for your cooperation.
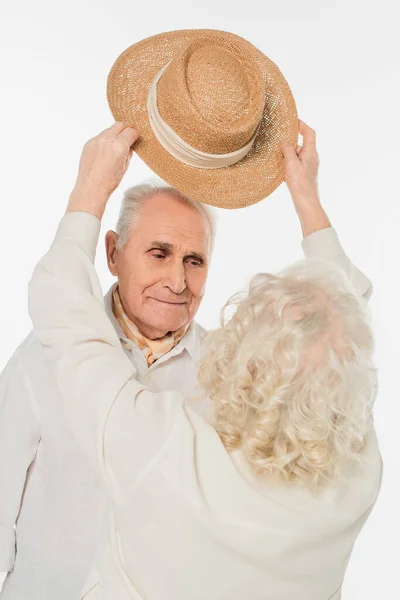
[152,252,165,259]
[188,259,202,267]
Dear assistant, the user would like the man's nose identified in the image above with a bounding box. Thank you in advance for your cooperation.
[163,261,186,295]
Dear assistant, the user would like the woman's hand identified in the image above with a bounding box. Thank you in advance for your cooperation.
[280,120,320,207]
[67,122,140,220]
[280,120,331,237]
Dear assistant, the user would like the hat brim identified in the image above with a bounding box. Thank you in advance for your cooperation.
[107,29,298,210]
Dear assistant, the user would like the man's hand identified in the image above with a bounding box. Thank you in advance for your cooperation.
[67,122,140,220]
[280,120,331,237]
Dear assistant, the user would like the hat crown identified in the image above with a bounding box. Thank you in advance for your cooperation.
[156,34,266,154]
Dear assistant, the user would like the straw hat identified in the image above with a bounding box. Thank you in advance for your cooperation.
[107,29,298,209]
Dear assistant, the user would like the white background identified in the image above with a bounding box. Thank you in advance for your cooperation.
[0,0,399,597]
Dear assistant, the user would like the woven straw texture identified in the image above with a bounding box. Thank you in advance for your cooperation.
[107,29,298,209]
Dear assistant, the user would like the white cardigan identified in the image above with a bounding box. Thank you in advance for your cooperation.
[28,212,382,600]
[0,292,206,600]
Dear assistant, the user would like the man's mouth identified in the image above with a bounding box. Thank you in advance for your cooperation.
[149,298,186,306]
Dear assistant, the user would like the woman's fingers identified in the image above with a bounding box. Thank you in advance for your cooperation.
[97,121,131,139]
[119,126,140,148]
[280,140,299,163]
[299,120,317,149]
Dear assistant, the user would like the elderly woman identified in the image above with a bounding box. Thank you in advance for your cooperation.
[28,122,382,600]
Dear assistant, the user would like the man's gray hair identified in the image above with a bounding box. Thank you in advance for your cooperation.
[115,180,216,253]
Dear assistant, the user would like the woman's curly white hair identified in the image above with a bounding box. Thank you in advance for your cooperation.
[198,260,377,491]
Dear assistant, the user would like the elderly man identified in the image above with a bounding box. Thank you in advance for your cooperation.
[0,121,371,599]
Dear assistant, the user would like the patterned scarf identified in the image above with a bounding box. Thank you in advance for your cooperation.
[112,285,190,366]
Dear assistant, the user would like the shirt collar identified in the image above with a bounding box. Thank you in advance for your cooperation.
[104,283,125,340]
[104,283,204,365]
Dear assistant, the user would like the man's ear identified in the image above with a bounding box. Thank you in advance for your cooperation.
[105,231,119,276]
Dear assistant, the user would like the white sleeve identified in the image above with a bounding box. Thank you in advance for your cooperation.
[301,227,373,300]
[0,572,7,593]
[28,212,183,501]
[0,350,41,572]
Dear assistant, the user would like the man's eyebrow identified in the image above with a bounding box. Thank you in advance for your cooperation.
[148,241,173,252]
[148,241,207,263]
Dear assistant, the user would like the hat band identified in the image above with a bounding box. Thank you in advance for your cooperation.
[147,62,261,170]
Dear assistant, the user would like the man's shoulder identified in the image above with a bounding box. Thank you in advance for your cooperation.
[2,330,35,368]
[2,330,50,385]
[9,330,41,361]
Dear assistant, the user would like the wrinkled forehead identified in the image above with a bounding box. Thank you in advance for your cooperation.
[136,195,212,252]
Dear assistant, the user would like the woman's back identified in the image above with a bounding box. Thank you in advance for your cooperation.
[83,406,382,600]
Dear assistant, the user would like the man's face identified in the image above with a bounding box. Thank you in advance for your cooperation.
[106,193,211,339]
